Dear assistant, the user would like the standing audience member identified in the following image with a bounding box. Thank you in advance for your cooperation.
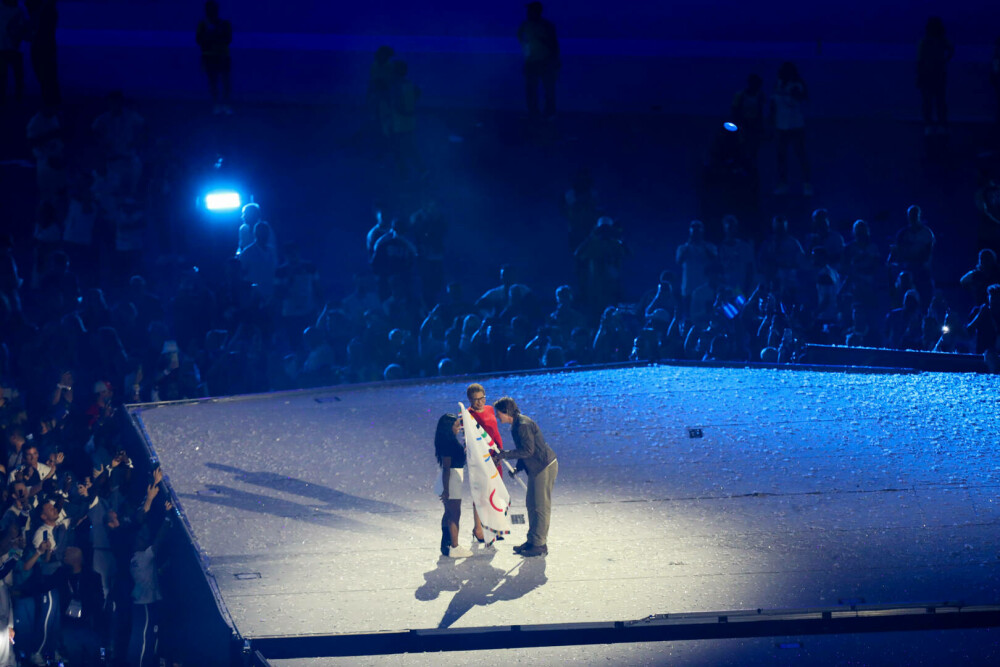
[675,220,717,316]
[196,0,233,114]
[888,204,936,302]
[518,1,559,121]
[770,61,811,196]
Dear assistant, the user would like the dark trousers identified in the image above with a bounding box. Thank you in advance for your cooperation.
[0,49,25,102]
[921,84,947,126]
[524,60,557,118]
[202,55,231,104]
[776,128,810,182]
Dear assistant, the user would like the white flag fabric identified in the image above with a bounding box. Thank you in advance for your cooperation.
[459,402,512,545]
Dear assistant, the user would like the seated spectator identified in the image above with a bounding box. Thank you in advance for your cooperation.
[370,218,417,301]
[674,220,716,317]
[549,285,586,338]
[841,219,882,306]
[718,216,755,295]
[967,284,1000,355]
[884,288,924,350]
[238,221,279,302]
[475,265,515,317]
[805,208,844,264]
[644,271,678,320]
[576,217,629,319]
[758,216,806,303]
[887,205,935,302]
[959,249,999,306]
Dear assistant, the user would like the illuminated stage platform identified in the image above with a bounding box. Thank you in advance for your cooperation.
[130,364,1000,664]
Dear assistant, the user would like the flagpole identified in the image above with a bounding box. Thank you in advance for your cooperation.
[500,458,528,491]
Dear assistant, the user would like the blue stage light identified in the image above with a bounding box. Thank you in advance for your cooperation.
[205,190,242,211]
[723,122,739,132]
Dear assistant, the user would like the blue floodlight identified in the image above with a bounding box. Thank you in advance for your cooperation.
[723,121,739,132]
[205,190,242,211]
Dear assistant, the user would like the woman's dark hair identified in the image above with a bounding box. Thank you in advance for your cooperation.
[434,413,459,465]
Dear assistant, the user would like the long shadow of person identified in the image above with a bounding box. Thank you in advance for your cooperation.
[416,551,548,628]
[204,462,403,513]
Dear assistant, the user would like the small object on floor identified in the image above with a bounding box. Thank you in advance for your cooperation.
[448,545,474,558]
[520,544,548,557]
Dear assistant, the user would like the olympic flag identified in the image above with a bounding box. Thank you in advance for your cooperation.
[459,402,512,545]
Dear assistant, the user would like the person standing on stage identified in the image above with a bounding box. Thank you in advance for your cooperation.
[492,397,557,557]
[465,383,504,543]
[435,413,473,558]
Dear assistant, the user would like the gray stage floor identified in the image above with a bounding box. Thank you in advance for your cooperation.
[132,365,1000,659]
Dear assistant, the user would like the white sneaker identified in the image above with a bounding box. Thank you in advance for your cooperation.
[448,545,474,558]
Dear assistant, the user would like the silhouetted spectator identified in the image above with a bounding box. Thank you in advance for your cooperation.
[25,0,58,106]
[26,105,64,211]
[370,218,417,300]
[718,215,755,295]
[758,215,806,302]
[237,221,278,301]
[196,0,233,114]
[805,208,844,264]
[0,0,28,104]
[675,220,717,316]
[548,285,586,339]
[974,170,1000,253]
[575,217,628,319]
[960,249,1000,306]
[917,17,953,134]
[731,73,765,164]
[275,242,320,346]
[644,270,677,320]
[770,62,811,196]
[476,265,515,317]
[518,1,559,120]
[409,200,447,305]
[885,288,923,350]
[237,202,275,256]
[92,91,145,196]
[967,284,1000,355]
[841,220,881,304]
[888,204,935,302]
[592,306,630,363]
[365,208,390,261]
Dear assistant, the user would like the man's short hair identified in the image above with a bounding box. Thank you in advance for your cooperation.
[493,396,519,417]
[466,383,485,400]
